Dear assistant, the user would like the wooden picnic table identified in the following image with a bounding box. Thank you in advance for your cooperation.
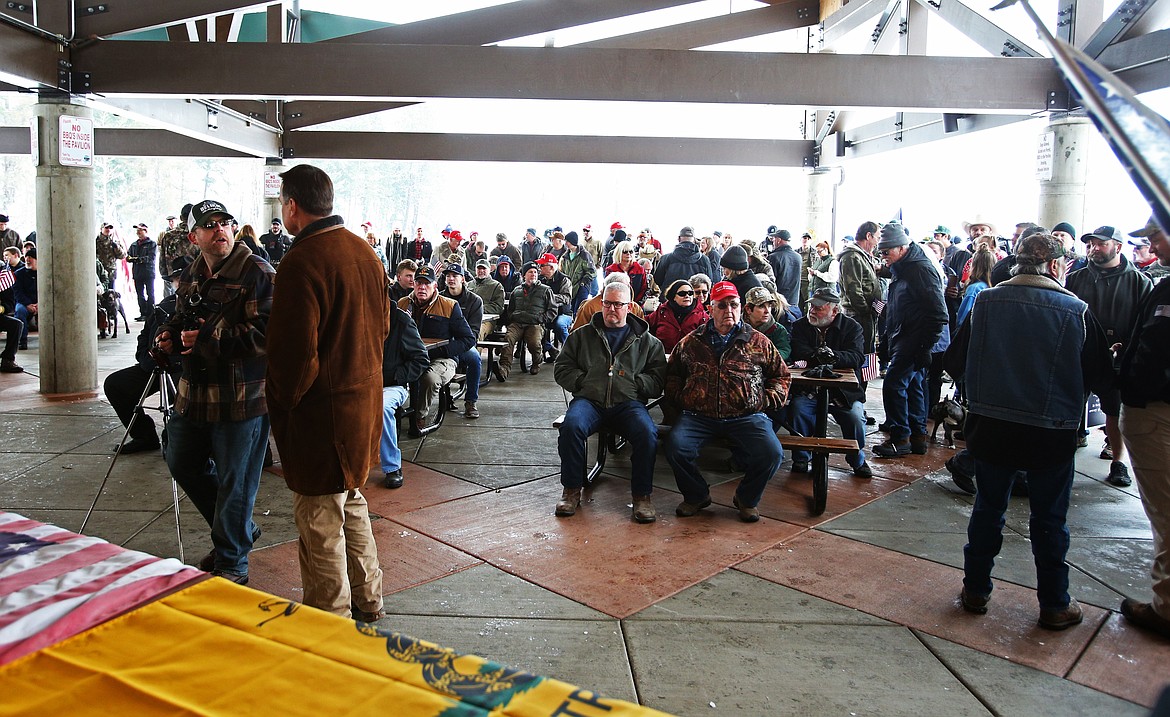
[788,370,861,515]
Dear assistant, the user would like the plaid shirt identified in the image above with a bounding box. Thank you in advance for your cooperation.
[163,243,275,423]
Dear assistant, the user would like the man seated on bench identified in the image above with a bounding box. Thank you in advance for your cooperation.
[553,282,667,522]
[469,259,505,340]
[494,262,553,380]
[397,265,476,430]
[440,263,484,419]
[788,288,872,478]
[380,305,430,489]
[663,281,790,523]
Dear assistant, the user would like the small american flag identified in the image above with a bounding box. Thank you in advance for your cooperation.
[0,511,202,665]
[0,266,14,293]
[860,352,880,382]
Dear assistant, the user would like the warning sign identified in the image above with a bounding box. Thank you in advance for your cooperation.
[58,115,94,167]
[263,169,282,199]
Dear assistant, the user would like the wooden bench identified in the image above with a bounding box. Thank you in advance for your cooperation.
[778,435,859,515]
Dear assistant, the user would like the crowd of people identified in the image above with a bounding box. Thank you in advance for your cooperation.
[5,188,1168,642]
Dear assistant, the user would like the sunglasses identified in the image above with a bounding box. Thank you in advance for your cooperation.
[675,290,695,297]
[621,250,634,255]
[199,219,232,230]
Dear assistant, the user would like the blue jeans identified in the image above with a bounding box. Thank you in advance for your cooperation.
[882,351,927,440]
[165,412,269,576]
[552,314,572,345]
[963,457,1074,609]
[14,303,31,344]
[572,284,592,313]
[789,394,866,468]
[666,412,783,508]
[380,385,410,473]
[455,347,481,402]
[559,398,658,495]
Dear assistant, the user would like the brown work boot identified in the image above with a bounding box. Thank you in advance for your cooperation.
[632,495,656,523]
[1120,598,1170,638]
[732,495,759,523]
[675,496,712,517]
[529,363,540,375]
[555,487,582,516]
[1039,598,1083,630]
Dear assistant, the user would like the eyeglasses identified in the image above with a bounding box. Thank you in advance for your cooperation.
[601,300,628,310]
[695,289,709,295]
[199,219,232,230]
[712,301,740,309]
[675,290,695,297]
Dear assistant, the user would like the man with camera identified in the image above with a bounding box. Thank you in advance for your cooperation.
[156,199,275,585]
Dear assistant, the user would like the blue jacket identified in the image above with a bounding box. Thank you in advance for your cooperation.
[884,242,947,356]
[766,245,802,307]
[964,274,1108,429]
[654,241,714,289]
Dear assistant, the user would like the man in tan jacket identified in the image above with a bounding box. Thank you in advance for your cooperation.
[266,164,391,622]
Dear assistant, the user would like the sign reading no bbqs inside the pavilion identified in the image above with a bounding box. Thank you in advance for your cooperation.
[58,115,94,168]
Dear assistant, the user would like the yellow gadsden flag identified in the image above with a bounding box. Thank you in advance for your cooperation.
[1,577,671,717]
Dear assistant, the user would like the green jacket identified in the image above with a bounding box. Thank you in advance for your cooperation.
[509,280,554,326]
[554,313,667,408]
[560,249,596,288]
[836,243,880,317]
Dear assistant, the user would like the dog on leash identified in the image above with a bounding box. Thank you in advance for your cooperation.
[929,397,966,449]
[98,289,130,339]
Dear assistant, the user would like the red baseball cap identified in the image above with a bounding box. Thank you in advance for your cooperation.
[535,252,559,265]
[610,221,623,231]
[709,281,739,302]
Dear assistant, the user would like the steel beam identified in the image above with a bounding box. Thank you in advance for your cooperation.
[0,125,29,154]
[282,101,417,130]
[1080,0,1160,58]
[912,0,1040,57]
[73,42,1061,112]
[285,131,815,167]
[87,96,280,158]
[821,0,886,47]
[580,1,820,50]
[829,112,1030,159]
[0,18,62,89]
[74,1,281,39]
[327,0,697,45]
[94,128,252,157]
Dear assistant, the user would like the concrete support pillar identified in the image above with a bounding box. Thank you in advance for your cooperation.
[263,158,284,228]
[33,96,98,395]
[805,167,839,248]
[1038,116,1091,233]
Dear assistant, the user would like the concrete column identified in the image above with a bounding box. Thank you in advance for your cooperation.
[805,167,839,248]
[1037,116,1091,233]
[263,158,284,227]
[34,95,98,395]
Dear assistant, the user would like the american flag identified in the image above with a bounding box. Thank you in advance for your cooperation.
[0,511,202,665]
[993,0,1170,234]
[0,266,14,293]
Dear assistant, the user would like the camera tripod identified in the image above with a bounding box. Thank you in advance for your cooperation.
[81,366,184,562]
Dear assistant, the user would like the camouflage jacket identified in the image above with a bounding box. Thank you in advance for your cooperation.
[96,233,126,272]
[158,223,194,269]
[665,321,790,419]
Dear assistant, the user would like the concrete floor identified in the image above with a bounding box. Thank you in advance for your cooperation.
[2,331,1168,716]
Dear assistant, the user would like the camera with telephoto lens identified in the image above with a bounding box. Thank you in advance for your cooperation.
[149,289,212,370]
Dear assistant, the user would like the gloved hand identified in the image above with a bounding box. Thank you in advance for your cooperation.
[814,346,836,366]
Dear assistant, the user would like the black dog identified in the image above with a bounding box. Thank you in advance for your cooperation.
[929,397,966,449]
[98,289,130,339]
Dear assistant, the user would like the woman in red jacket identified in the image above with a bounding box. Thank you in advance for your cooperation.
[646,279,710,353]
[604,240,649,304]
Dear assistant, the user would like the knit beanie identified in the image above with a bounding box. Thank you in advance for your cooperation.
[720,245,749,270]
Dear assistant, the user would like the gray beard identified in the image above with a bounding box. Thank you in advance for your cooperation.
[808,313,834,328]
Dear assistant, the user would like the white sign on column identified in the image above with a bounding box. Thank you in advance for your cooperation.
[58,115,95,167]
[1035,131,1055,182]
[263,169,282,199]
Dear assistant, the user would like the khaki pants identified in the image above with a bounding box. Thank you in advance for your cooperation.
[1121,403,1170,619]
[292,489,383,618]
[419,357,456,421]
[501,324,541,374]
